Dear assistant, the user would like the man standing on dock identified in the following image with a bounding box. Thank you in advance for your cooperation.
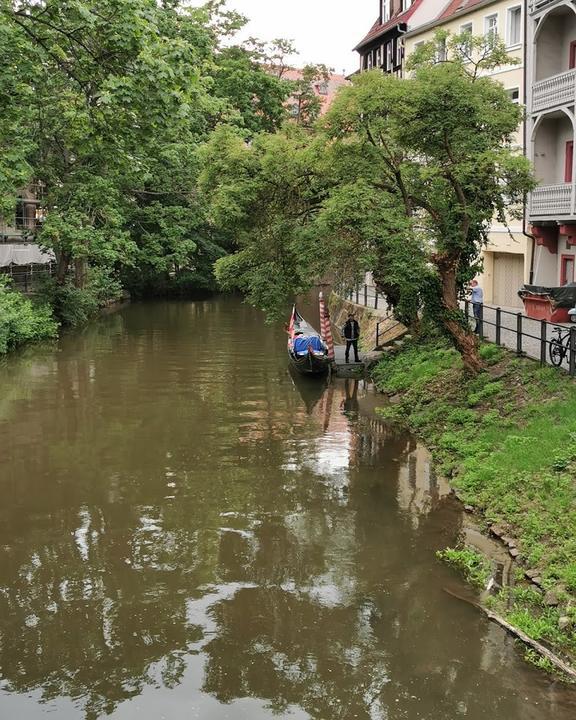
[343,313,361,364]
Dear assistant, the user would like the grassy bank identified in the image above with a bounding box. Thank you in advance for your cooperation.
[372,339,576,671]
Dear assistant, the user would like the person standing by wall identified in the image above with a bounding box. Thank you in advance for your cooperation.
[342,313,361,363]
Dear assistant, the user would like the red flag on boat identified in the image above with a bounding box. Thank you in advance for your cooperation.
[319,292,335,360]
[287,305,296,338]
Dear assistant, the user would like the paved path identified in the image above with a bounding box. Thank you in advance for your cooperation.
[463,303,573,372]
[345,284,575,372]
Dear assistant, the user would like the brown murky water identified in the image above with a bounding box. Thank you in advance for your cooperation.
[0,296,575,720]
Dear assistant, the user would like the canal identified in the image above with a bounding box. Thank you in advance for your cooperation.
[0,297,574,719]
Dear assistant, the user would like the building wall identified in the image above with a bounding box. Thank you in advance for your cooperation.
[533,244,560,286]
[404,0,528,305]
[534,9,576,80]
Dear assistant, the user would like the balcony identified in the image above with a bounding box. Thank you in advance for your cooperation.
[530,184,574,218]
[530,0,566,14]
[533,69,576,113]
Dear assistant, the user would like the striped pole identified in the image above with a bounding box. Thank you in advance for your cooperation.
[319,291,335,360]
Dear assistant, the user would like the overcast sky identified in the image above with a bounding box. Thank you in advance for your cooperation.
[188,0,376,76]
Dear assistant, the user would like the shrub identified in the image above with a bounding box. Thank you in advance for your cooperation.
[0,276,59,354]
[41,268,124,327]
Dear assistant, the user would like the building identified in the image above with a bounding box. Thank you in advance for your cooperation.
[354,1,438,76]
[402,0,528,308]
[280,68,348,124]
[527,0,576,288]
[0,183,54,291]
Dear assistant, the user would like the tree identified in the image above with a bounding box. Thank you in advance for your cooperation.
[208,32,534,372]
[0,0,303,318]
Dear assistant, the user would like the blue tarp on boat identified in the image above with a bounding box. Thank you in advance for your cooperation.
[293,335,325,355]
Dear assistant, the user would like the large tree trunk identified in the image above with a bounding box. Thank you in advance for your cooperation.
[74,257,86,289]
[55,251,70,285]
[435,253,484,374]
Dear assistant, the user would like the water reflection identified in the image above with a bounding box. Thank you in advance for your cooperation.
[0,298,574,720]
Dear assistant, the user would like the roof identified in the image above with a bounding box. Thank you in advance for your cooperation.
[282,69,349,115]
[354,0,425,51]
[403,0,500,38]
[438,0,493,20]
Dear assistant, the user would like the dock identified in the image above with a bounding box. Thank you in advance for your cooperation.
[333,345,366,377]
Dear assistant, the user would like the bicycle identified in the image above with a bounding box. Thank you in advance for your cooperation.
[549,325,571,367]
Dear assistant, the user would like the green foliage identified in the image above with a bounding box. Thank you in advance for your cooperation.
[204,33,534,370]
[0,0,304,330]
[0,277,58,353]
[437,547,491,589]
[371,342,460,393]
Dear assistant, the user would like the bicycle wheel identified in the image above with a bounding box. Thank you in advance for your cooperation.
[549,338,565,367]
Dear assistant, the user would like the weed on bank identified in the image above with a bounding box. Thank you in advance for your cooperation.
[372,340,576,664]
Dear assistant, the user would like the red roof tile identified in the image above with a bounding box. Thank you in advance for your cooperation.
[354,0,425,51]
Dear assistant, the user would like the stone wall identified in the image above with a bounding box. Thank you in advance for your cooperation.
[329,292,407,351]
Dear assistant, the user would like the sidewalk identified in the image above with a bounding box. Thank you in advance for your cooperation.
[464,302,572,371]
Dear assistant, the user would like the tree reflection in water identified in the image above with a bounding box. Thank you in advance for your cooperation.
[0,299,574,720]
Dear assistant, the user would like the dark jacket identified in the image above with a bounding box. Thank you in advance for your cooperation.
[342,319,360,341]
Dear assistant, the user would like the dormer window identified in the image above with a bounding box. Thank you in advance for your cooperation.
[381,0,390,23]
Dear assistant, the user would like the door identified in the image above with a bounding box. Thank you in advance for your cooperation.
[493,253,525,308]
[570,41,576,69]
[566,141,574,182]
[561,254,575,286]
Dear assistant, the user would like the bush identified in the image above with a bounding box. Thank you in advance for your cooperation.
[0,276,59,354]
[41,268,124,327]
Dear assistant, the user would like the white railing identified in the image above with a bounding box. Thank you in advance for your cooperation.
[530,184,573,216]
[530,0,567,14]
[533,69,576,113]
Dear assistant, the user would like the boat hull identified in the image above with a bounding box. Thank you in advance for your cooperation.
[288,350,331,376]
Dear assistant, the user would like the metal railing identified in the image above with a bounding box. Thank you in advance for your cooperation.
[343,282,389,312]
[464,301,576,375]
[1,264,55,293]
[375,320,404,350]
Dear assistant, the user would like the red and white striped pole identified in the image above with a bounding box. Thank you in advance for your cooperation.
[319,291,335,360]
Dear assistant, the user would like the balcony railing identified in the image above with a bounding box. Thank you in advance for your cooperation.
[530,184,573,217]
[533,69,576,113]
[529,0,566,14]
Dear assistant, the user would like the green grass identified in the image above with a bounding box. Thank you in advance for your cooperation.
[437,547,492,589]
[373,338,576,664]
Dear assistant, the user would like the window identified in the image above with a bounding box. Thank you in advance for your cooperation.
[561,255,575,286]
[506,87,520,104]
[396,39,403,67]
[381,0,389,23]
[317,82,329,96]
[386,42,393,72]
[401,0,413,10]
[436,38,447,63]
[376,46,382,67]
[506,6,522,47]
[484,13,498,41]
[458,22,473,55]
[570,41,576,69]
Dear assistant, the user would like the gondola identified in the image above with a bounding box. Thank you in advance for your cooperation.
[287,306,332,376]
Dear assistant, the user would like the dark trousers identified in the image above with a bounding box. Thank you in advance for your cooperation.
[473,303,482,334]
[345,339,360,362]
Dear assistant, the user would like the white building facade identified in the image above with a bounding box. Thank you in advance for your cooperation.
[528,0,576,287]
